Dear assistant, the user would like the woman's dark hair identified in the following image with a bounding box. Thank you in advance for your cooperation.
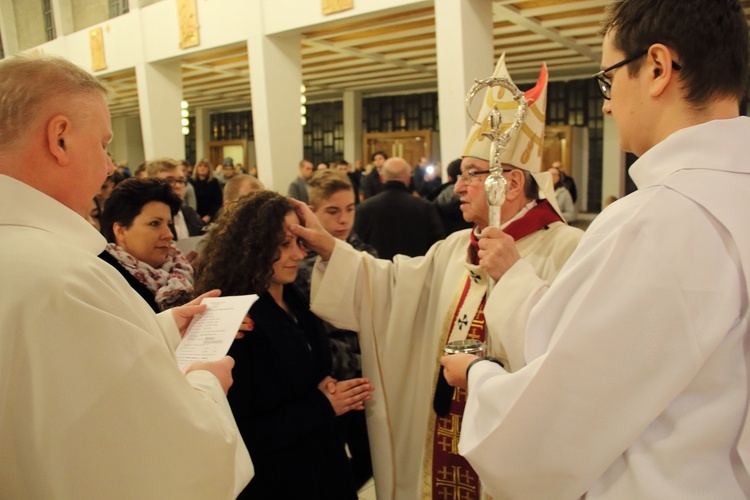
[371,151,388,161]
[100,178,181,243]
[601,0,749,106]
[194,191,294,296]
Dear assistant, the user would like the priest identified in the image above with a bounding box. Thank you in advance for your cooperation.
[292,54,583,499]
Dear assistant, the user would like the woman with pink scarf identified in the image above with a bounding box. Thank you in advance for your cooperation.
[99,178,194,312]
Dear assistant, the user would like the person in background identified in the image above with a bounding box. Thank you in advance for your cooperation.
[548,165,576,222]
[146,158,204,240]
[96,170,124,208]
[603,194,618,208]
[191,158,223,224]
[353,156,444,259]
[219,159,237,189]
[194,190,373,499]
[288,159,314,204]
[190,174,266,267]
[0,54,252,498]
[99,178,194,313]
[116,162,132,178]
[431,158,473,235]
[551,159,577,203]
[441,1,750,497]
[133,162,147,179]
[359,151,387,201]
[411,156,428,195]
[86,196,102,232]
[420,160,443,199]
[335,159,361,203]
[223,174,265,211]
[177,159,198,210]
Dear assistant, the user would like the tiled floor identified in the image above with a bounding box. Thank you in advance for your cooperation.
[357,478,376,500]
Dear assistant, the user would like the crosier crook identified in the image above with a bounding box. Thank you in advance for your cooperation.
[465,77,528,228]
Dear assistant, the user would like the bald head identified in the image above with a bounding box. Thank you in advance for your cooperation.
[224,174,264,209]
[382,157,412,185]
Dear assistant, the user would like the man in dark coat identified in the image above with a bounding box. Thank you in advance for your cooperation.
[359,151,387,201]
[353,157,444,260]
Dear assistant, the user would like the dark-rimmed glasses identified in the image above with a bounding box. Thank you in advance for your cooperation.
[593,50,681,100]
[459,168,513,185]
[164,176,188,187]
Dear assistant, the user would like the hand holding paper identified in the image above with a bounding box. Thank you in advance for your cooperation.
[176,294,259,369]
[184,356,236,394]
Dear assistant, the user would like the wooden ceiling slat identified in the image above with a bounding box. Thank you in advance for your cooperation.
[354,33,436,51]
[302,7,434,39]
[322,18,435,44]
[182,44,246,64]
[103,3,750,118]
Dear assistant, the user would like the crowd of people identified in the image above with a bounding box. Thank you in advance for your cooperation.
[2,0,750,498]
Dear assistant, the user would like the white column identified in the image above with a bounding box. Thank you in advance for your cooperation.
[135,60,184,160]
[194,107,211,162]
[601,114,625,206]
[435,0,493,171]
[247,1,303,193]
[0,0,19,55]
[50,0,74,37]
[111,116,145,168]
[343,90,362,165]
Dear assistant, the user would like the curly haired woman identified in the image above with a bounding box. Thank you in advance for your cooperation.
[194,191,373,499]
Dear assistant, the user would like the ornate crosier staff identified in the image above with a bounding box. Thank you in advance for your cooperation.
[465,77,528,228]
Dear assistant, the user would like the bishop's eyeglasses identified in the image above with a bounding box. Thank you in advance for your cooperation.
[593,50,681,100]
[459,168,513,185]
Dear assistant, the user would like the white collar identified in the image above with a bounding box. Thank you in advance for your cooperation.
[0,175,106,255]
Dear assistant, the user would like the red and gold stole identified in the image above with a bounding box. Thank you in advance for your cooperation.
[427,200,562,499]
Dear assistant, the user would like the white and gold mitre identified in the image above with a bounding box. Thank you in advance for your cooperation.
[462,54,566,220]
[462,53,548,173]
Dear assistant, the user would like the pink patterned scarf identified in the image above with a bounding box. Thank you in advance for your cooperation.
[105,243,194,310]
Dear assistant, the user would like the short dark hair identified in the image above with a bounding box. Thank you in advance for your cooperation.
[601,0,749,106]
[521,169,539,201]
[371,151,388,162]
[447,158,463,182]
[100,178,181,243]
[195,191,295,296]
[105,170,125,187]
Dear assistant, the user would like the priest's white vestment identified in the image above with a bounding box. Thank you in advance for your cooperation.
[0,175,253,499]
[460,117,750,499]
[311,220,582,498]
